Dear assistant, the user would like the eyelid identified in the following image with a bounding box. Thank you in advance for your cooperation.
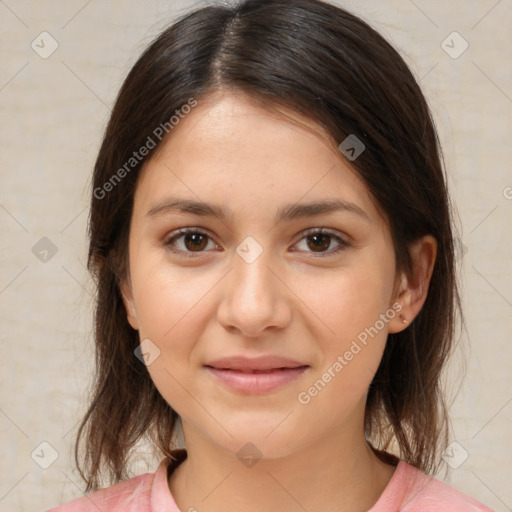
[295,227,347,243]
[163,226,350,257]
[164,227,221,256]
[290,227,349,257]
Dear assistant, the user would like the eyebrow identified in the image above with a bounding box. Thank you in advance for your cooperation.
[146,197,370,223]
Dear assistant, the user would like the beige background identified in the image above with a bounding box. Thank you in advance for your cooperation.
[1,1,511,511]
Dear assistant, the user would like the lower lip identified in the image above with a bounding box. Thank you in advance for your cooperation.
[204,366,309,394]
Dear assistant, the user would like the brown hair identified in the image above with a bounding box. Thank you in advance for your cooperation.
[77,0,462,492]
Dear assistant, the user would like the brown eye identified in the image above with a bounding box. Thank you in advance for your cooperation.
[306,233,331,252]
[183,232,208,251]
[165,228,218,256]
[294,228,349,257]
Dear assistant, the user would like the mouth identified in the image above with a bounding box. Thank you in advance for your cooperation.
[203,364,310,394]
[204,354,309,372]
[204,365,308,373]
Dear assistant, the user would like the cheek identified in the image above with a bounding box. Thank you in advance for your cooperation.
[130,258,224,387]
[296,276,391,427]
[293,259,393,402]
[131,250,212,338]
[132,265,214,414]
[292,261,393,346]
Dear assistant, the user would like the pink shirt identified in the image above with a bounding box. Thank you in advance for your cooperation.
[46,449,494,511]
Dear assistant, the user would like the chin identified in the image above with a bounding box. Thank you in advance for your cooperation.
[204,417,311,462]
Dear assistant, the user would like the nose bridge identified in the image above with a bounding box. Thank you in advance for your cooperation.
[217,236,290,335]
[231,237,276,304]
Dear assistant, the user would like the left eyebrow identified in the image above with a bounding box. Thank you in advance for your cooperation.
[146,197,370,223]
[277,199,370,223]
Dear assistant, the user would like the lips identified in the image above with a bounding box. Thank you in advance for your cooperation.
[204,355,308,372]
[213,368,292,374]
[203,355,310,394]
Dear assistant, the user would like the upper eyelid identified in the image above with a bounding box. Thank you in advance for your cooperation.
[165,227,348,250]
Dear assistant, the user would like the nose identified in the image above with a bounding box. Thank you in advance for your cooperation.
[217,246,292,338]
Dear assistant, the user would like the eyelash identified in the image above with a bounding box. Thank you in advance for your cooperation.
[163,227,350,258]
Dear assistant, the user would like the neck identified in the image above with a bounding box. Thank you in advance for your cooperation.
[168,421,397,512]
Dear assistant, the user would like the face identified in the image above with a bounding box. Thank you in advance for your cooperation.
[121,90,408,458]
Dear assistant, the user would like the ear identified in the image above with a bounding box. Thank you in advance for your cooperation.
[388,235,437,334]
[120,278,140,331]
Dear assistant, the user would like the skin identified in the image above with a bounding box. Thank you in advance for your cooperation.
[121,90,437,512]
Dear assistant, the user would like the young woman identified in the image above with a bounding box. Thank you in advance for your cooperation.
[47,0,494,510]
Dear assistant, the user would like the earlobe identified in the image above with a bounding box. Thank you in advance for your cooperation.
[388,235,437,334]
[388,276,410,334]
[120,281,139,331]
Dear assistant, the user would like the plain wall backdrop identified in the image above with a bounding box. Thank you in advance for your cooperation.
[0,1,511,511]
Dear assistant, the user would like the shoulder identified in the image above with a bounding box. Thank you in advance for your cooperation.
[45,450,186,512]
[45,465,158,511]
[375,460,495,512]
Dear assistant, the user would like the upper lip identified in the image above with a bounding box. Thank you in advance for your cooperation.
[204,355,309,371]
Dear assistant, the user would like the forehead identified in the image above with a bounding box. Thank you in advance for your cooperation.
[133,91,383,227]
